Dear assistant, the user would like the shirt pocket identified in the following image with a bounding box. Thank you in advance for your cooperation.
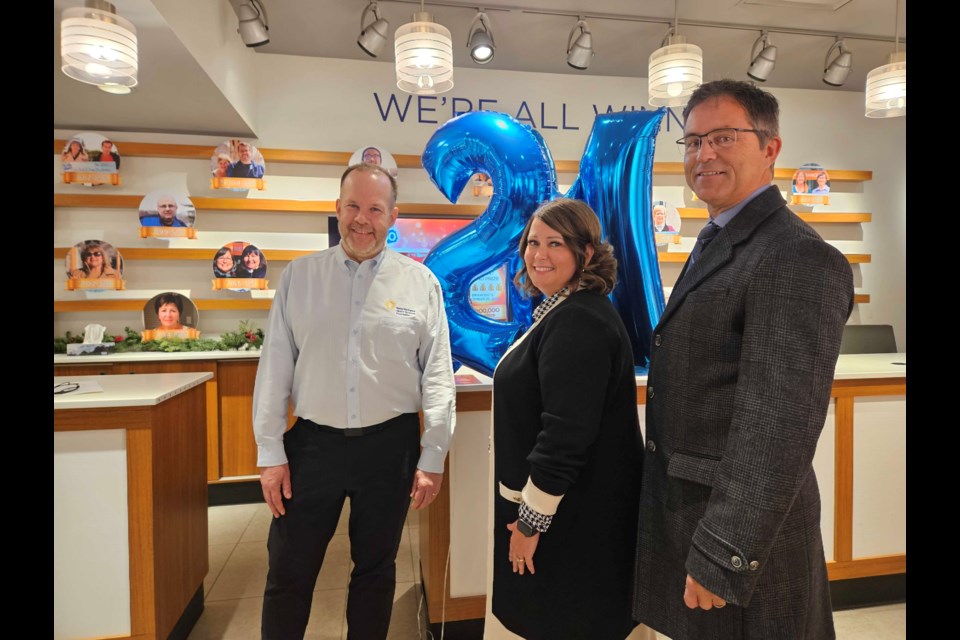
[376,317,419,364]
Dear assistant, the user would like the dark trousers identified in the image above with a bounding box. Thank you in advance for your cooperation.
[261,414,420,640]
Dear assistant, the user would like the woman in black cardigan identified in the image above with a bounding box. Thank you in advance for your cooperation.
[490,198,645,639]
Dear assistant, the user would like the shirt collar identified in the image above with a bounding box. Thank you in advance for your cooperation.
[335,243,388,274]
[710,184,772,228]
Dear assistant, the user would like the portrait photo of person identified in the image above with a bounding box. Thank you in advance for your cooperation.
[138,191,196,228]
[792,169,809,194]
[95,139,120,169]
[213,246,238,278]
[652,201,679,233]
[349,145,398,177]
[143,292,198,331]
[236,244,267,278]
[811,170,831,194]
[65,240,123,280]
[213,153,231,177]
[61,138,90,163]
[226,141,266,179]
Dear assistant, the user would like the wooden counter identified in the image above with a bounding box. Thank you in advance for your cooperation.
[54,372,212,640]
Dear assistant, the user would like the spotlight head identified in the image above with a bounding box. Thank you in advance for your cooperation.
[747,32,777,82]
[230,0,269,47]
[467,12,495,64]
[566,19,593,70]
[823,38,853,87]
[358,2,389,57]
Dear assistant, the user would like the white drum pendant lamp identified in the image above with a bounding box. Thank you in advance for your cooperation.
[395,3,453,95]
[61,0,138,91]
[649,33,702,107]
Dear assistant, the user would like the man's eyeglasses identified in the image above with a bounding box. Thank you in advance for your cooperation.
[676,128,764,154]
[88,251,103,257]
[54,382,79,395]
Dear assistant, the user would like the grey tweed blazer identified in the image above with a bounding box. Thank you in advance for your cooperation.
[633,186,854,640]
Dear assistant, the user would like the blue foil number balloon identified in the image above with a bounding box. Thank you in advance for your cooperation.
[565,109,667,370]
[422,109,667,375]
[421,112,558,375]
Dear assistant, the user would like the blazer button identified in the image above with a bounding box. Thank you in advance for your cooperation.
[731,556,743,569]
[647,386,655,399]
[749,560,760,571]
[654,334,662,347]
[646,440,656,453]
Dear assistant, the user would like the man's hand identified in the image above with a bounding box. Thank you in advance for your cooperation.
[260,464,292,518]
[683,574,727,610]
[506,521,539,575]
[410,469,443,510]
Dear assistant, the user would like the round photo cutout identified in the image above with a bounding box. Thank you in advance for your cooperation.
[210,140,266,190]
[138,190,197,238]
[348,145,398,178]
[60,131,121,185]
[64,239,125,290]
[142,292,201,340]
[791,162,831,206]
[211,242,269,290]
[652,200,681,246]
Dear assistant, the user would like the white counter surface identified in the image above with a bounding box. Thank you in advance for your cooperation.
[53,372,213,410]
[54,350,260,364]
[833,353,906,380]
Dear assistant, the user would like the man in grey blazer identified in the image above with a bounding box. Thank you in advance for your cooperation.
[633,80,854,639]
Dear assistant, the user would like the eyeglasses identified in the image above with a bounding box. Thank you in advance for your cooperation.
[88,252,103,257]
[54,382,79,395]
[676,127,764,154]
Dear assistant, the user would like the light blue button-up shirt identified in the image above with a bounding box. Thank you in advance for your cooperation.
[253,244,456,473]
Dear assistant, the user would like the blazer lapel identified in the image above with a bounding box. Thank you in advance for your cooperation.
[656,186,787,331]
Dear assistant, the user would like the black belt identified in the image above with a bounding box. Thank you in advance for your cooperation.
[298,414,415,437]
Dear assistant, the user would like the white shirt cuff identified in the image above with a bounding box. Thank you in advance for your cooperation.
[521,477,563,516]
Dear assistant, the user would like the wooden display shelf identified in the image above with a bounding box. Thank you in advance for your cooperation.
[678,209,872,223]
[54,299,274,312]
[54,140,873,182]
[658,252,869,264]
[55,194,873,224]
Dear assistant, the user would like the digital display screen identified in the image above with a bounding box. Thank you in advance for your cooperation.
[329,216,511,321]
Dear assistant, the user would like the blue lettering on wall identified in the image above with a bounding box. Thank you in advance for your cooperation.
[540,102,558,130]
[452,97,473,117]
[515,101,535,127]
[374,92,413,122]
[418,96,438,124]
[562,103,579,130]
[478,99,498,111]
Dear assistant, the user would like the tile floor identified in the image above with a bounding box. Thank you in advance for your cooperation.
[191,503,905,639]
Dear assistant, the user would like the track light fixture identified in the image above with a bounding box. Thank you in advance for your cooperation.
[865,0,905,118]
[747,31,777,82]
[60,0,138,91]
[358,1,390,58]
[822,38,852,87]
[395,0,454,95]
[229,0,269,48]
[566,18,593,70]
[467,10,496,64]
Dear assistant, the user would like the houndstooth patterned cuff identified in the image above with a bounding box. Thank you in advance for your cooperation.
[519,501,553,534]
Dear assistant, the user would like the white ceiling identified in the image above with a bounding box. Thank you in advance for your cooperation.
[53,0,906,137]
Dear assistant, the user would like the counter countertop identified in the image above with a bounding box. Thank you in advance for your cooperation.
[53,372,214,410]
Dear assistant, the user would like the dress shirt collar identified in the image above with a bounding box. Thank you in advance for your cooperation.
[711,184,772,228]
[335,243,388,275]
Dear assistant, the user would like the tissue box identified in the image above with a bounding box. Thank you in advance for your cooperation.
[66,343,117,356]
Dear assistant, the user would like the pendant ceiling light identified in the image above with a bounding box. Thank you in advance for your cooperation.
[60,0,138,92]
[648,0,702,107]
[865,0,905,118]
[395,0,454,95]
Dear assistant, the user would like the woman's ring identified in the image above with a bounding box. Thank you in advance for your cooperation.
[714,602,726,609]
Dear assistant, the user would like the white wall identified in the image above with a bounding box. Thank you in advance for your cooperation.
[54,55,906,348]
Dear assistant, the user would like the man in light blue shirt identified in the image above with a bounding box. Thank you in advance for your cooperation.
[254,163,456,639]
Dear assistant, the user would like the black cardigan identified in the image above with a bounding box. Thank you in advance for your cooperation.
[491,289,644,640]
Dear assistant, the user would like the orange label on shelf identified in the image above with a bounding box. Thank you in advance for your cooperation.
[65,278,126,291]
[211,177,266,190]
[791,194,829,206]
[212,278,269,290]
[141,327,201,341]
[139,226,197,238]
[62,171,121,186]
